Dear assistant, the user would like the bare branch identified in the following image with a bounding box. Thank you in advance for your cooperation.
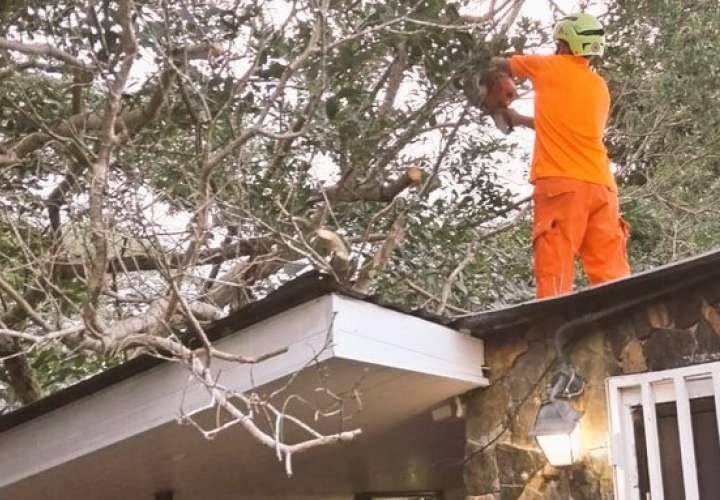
[436,200,531,315]
[354,212,407,294]
[319,166,423,203]
[0,43,219,168]
[0,37,91,69]
[0,275,51,331]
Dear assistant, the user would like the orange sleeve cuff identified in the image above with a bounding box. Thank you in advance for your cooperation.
[509,55,531,79]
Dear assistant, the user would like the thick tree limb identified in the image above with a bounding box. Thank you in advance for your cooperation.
[0,61,62,81]
[377,42,407,118]
[354,212,407,294]
[102,298,222,341]
[0,289,46,404]
[54,236,274,278]
[83,0,140,335]
[320,166,423,203]
[0,339,42,404]
[0,37,90,69]
[0,43,219,168]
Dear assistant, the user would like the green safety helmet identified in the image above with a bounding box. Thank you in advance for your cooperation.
[553,13,605,57]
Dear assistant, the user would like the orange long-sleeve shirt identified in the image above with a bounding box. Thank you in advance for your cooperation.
[510,54,617,192]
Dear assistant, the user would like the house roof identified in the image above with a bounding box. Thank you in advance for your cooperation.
[1,292,485,498]
[0,271,342,433]
[0,272,452,433]
[452,247,720,337]
[2,247,720,432]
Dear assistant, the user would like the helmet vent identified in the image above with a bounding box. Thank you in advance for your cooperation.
[577,29,604,36]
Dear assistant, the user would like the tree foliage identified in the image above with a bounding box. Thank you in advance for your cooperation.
[0,0,537,467]
[3,0,718,467]
[604,0,720,267]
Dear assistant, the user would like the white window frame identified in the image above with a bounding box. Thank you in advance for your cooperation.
[607,361,720,500]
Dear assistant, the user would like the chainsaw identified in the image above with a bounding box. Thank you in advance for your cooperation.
[463,71,519,134]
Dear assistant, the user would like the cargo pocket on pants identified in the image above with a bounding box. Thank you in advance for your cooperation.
[619,216,631,261]
[533,218,565,284]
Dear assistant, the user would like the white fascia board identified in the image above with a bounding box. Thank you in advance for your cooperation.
[0,295,337,488]
[330,295,488,387]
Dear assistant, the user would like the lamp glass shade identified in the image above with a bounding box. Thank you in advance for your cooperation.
[530,400,582,466]
[535,424,581,466]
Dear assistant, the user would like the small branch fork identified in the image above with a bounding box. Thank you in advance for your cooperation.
[179,367,361,477]
[436,196,531,315]
[176,318,362,476]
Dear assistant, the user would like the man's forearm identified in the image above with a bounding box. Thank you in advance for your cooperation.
[515,114,535,129]
[505,109,535,130]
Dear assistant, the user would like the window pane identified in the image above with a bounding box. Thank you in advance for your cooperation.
[691,397,720,500]
[632,402,685,500]
[632,397,720,500]
[655,401,684,500]
[631,405,650,497]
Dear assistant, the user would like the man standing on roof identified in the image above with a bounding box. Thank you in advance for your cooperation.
[492,13,631,299]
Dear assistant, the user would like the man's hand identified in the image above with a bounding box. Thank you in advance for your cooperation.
[491,56,512,77]
[503,108,535,130]
[491,56,529,83]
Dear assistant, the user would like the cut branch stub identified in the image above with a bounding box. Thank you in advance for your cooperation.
[313,228,351,263]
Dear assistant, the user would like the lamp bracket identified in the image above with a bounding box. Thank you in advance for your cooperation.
[549,364,585,400]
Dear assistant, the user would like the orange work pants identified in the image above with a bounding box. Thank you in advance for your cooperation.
[533,177,631,299]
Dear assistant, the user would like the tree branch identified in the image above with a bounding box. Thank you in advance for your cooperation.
[319,166,423,203]
[0,37,91,69]
[83,0,140,334]
[354,212,407,294]
[436,200,531,315]
[0,43,219,168]
[54,236,274,278]
[377,42,407,118]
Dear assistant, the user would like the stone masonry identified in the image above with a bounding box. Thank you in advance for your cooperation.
[464,279,720,499]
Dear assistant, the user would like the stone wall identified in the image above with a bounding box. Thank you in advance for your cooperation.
[464,280,720,499]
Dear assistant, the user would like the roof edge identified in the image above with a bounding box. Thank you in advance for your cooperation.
[0,272,344,433]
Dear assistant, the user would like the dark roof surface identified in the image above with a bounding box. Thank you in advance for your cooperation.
[3,248,720,432]
[452,248,720,336]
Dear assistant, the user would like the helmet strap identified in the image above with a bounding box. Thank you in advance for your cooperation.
[555,41,572,55]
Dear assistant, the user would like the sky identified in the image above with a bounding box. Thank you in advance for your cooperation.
[520,0,607,23]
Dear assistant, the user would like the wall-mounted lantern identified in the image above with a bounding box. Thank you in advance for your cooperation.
[530,399,582,466]
[530,353,585,467]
